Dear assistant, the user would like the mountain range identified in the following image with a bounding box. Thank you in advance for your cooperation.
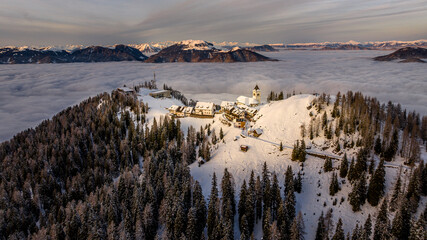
[0,40,275,64]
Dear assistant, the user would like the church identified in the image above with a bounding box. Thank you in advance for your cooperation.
[236,84,261,107]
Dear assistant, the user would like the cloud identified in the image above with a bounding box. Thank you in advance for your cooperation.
[0,0,426,45]
[0,50,426,142]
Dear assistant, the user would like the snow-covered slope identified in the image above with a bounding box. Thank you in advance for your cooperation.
[132,89,427,239]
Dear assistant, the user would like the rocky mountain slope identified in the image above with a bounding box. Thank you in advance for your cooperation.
[373,47,427,61]
[145,40,276,63]
[0,45,147,64]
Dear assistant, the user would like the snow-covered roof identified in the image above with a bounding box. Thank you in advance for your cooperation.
[220,101,235,108]
[151,90,170,94]
[118,87,134,92]
[237,96,259,105]
[168,105,181,111]
[183,107,194,113]
[195,102,214,110]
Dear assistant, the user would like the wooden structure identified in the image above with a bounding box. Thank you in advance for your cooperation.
[240,145,249,152]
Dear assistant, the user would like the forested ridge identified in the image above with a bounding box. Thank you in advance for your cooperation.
[0,88,426,239]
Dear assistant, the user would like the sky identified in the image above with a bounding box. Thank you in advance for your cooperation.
[1,0,427,46]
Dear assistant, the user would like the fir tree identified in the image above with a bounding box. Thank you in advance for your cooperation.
[221,168,236,223]
[373,199,391,240]
[219,127,224,140]
[263,208,272,240]
[324,157,333,172]
[339,153,348,178]
[408,215,426,240]
[332,218,345,240]
[329,172,340,196]
[240,214,250,240]
[247,171,256,234]
[349,172,367,212]
[239,180,248,233]
[315,212,326,240]
[391,198,411,240]
[294,171,303,194]
[207,173,219,239]
[367,159,386,207]
[290,212,305,240]
[255,176,263,222]
[362,214,372,240]
[347,157,356,182]
[374,137,382,155]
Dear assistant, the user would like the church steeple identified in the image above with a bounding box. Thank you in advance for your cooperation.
[253,84,260,103]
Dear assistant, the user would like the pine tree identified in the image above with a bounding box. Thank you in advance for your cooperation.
[324,157,333,172]
[290,212,305,240]
[367,159,386,206]
[239,180,248,233]
[299,140,307,162]
[280,142,284,151]
[389,168,403,212]
[240,214,250,240]
[262,162,271,220]
[219,127,224,140]
[340,153,349,178]
[271,174,281,220]
[221,168,236,226]
[285,183,296,236]
[373,199,391,240]
[332,218,345,240]
[247,171,256,234]
[329,172,340,196]
[349,172,367,212]
[255,176,263,223]
[391,198,411,240]
[263,208,272,240]
[368,158,375,175]
[207,173,219,239]
[294,171,303,194]
[285,166,294,196]
[408,215,426,240]
[362,214,372,240]
[374,137,382,155]
[315,212,326,240]
[347,157,356,182]
[186,207,198,240]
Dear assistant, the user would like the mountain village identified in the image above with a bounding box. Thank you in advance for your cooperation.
[166,85,261,130]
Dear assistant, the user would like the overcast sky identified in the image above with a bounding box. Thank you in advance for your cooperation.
[1,0,427,46]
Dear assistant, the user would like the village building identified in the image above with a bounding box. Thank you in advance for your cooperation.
[248,128,263,137]
[149,90,171,98]
[220,101,235,112]
[194,102,215,116]
[233,118,246,128]
[237,105,258,118]
[118,86,135,94]
[182,107,194,117]
[236,85,261,107]
[167,105,182,115]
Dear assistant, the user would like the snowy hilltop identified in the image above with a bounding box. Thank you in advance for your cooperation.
[0,82,426,239]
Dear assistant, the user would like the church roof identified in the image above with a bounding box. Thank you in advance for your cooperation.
[254,84,260,90]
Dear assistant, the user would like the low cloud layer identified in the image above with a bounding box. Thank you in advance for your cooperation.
[0,50,426,141]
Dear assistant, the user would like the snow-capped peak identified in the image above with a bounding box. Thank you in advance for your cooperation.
[178,40,215,50]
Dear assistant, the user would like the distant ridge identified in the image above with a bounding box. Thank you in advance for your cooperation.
[144,40,276,63]
[0,45,147,64]
[373,47,427,62]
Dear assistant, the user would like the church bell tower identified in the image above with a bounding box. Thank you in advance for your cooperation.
[253,84,260,103]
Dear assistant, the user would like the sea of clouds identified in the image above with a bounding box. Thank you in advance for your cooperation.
[0,50,426,142]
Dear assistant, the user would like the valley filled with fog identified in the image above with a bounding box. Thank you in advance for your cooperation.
[0,50,426,141]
